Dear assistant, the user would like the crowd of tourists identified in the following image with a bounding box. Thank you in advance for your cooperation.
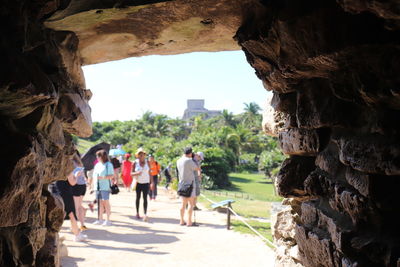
[51,146,204,242]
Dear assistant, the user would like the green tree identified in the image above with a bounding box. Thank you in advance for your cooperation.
[221,109,236,127]
[242,102,262,130]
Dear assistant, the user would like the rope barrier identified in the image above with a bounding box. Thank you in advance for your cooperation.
[200,193,277,249]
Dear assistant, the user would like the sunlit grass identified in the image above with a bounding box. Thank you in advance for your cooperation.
[231,219,273,245]
[77,138,95,154]
[199,172,281,245]
[207,172,282,202]
[199,192,272,218]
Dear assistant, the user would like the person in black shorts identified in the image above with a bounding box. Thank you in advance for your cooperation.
[51,169,88,242]
[71,157,88,230]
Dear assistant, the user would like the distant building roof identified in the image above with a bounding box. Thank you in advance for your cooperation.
[182,99,221,120]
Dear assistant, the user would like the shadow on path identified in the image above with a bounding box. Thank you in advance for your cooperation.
[82,227,180,245]
[61,256,85,267]
[66,243,169,255]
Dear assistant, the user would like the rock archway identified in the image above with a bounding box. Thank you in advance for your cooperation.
[0,0,399,266]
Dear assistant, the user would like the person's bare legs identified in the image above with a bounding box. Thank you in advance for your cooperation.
[73,196,85,227]
[99,200,105,221]
[180,197,189,224]
[187,197,195,226]
[68,212,80,236]
[104,199,111,221]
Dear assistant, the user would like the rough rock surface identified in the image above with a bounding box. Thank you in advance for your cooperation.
[235,0,400,266]
[45,0,245,65]
[1,0,400,266]
[0,0,91,265]
[271,200,303,267]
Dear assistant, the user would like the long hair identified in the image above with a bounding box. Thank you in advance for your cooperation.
[96,150,109,163]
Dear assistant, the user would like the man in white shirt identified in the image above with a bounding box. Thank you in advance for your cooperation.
[176,147,200,226]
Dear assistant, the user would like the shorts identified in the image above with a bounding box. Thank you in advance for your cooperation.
[72,184,86,196]
[98,190,110,200]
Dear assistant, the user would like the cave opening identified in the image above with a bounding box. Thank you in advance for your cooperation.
[1,0,400,266]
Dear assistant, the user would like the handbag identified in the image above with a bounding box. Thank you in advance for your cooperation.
[131,178,137,190]
[106,162,119,195]
[177,181,193,197]
[110,183,120,195]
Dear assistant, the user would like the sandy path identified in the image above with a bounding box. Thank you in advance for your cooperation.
[60,187,275,267]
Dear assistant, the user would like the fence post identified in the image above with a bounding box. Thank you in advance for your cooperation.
[227,202,232,230]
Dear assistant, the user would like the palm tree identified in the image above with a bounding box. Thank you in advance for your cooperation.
[221,109,236,127]
[225,125,252,164]
[242,102,262,129]
[243,102,261,115]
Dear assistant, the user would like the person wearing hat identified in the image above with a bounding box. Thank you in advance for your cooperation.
[176,147,200,226]
[121,153,133,191]
[131,148,154,222]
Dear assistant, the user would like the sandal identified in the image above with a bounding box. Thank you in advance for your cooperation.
[187,222,199,227]
[180,222,186,226]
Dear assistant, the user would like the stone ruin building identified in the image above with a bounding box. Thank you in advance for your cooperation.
[0,0,399,266]
[182,99,221,120]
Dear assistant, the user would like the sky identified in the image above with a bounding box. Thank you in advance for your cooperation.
[83,51,271,122]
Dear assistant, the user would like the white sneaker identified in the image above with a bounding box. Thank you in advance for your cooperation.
[74,232,88,242]
[102,220,112,226]
[92,220,103,225]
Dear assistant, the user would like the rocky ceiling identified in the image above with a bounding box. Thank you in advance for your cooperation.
[0,0,399,266]
[45,0,244,65]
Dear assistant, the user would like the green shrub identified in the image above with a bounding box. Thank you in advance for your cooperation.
[201,174,215,189]
[237,153,258,172]
[258,149,286,177]
[171,177,178,191]
[201,147,232,188]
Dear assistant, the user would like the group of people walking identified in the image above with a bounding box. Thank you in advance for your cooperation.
[54,146,204,242]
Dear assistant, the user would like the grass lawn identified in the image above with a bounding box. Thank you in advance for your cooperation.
[209,172,282,202]
[77,138,95,154]
[198,172,282,244]
[199,172,282,218]
[231,220,273,245]
[199,192,272,218]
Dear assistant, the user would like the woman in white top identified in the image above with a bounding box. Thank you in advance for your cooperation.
[132,148,154,222]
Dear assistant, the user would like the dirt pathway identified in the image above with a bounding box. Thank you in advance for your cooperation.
[60,187,275,267]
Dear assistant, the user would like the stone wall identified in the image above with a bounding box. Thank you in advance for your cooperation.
[0,1,92,265]
[235,0,400,266]
[1,0,399,266]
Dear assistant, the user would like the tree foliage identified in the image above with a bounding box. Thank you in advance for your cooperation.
[84,104,284,188]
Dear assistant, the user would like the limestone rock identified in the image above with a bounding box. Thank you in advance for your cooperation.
[0,141,46,227]
[295,225,340,267]
[276,156,315,199]
[336,135,400,175]
[2,0,400,266]
[315,143,343,175]
[337,0,400,20]
[57,93,92,137]
[262,93,278,136]
[272,202,304,267]
[279,128,320,156]
[296,81,361,129]
[45,0,244,65]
